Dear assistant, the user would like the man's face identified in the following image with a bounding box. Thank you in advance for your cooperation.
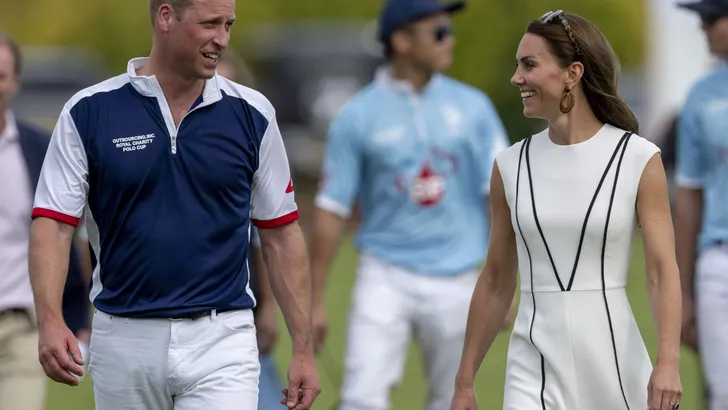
[396,13,456,72]
[0,44,20,112]
[164,0,236,80]
[701,13,728,55]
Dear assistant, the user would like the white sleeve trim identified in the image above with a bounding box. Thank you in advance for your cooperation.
[250,113,297,222]
[314,195,351,219]
[31,105,89,224]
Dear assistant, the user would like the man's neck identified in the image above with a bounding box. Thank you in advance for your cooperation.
[137,51,205,103]
[390,59,434,93]
[0,108,7,137]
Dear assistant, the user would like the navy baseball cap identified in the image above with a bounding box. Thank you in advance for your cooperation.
[378,0,466,42]
[677,0,728,15]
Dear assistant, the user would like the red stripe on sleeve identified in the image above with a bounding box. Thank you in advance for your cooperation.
[31,208,80,227]
[253,210,299,229]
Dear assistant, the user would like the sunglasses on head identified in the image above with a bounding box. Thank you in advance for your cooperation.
[539,10,582,58]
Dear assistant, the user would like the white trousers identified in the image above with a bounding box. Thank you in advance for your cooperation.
[339,255,478,410]
[88,308,260,410]
[696,245,728,410]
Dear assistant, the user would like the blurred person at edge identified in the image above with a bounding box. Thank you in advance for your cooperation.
[0,32,91,410]
[309,0,514,409]
[217,51,288,410]
[675,0,728,409]
[26,0,321,409]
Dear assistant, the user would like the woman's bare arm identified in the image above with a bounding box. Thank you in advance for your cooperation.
[637,154,682,367]
[454,162,519,388]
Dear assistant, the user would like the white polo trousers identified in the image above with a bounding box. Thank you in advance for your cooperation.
[339,254,478,410]
[88,308,260,410]
[696,245,728,410]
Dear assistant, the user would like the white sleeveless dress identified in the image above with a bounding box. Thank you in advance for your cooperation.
[495,124,659,409]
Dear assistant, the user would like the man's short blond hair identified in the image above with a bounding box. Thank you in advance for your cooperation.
[149,0,195,27]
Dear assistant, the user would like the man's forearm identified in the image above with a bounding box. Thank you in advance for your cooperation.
[310,208,347,306]
[29,218,76,325]
[674,188,703,296]
[259,221,313,354]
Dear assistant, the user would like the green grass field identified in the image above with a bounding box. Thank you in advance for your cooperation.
[45,236,706,409]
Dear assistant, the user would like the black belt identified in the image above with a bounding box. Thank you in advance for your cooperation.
[169,308,235,320]
[0,308,29,318]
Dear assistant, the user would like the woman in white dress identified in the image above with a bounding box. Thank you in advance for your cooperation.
[449,10,683,410]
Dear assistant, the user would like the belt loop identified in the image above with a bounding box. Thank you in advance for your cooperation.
[211,309,218,322]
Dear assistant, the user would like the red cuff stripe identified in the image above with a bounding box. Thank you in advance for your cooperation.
[31,208,80,227]
[253,210,299,229]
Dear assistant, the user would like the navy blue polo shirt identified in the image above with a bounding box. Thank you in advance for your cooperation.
[32,57,299,318]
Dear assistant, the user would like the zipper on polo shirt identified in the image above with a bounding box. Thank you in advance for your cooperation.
[169,108,200,155]
[151,84,210,156]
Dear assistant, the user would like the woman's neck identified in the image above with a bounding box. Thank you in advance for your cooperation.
[547,103,604,146]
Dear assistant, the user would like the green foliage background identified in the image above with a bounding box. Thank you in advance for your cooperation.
[0,0,644,142]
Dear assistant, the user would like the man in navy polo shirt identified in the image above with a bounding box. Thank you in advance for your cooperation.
[26,0,321,409]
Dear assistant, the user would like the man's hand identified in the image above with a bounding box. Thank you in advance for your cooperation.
[312,304,328,354]
[38,318,84,386]
[255,304,279,355]
[75,328,91,380]
[680,295,699,351]
[280,352,322,410]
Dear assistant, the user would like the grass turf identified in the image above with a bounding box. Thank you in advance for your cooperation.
[45,236,705,409]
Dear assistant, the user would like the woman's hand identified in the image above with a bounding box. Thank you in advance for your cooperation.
[647,362,682,410]
[449,385,477,410]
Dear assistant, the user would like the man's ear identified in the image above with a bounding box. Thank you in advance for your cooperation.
[390,30,411,56]
[156,3,176,32]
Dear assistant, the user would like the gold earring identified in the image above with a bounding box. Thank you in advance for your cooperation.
[560,86,575,114]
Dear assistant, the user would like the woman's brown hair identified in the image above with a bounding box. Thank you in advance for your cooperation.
[527,12,639,134]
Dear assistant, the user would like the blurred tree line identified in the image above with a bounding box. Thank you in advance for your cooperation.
[1,0,643,142]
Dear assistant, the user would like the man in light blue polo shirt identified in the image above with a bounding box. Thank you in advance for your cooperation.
[309,0,510,408]
[675,1,728,408]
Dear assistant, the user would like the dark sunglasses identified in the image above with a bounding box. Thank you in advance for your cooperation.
[434,25,453,42]
[700,13,728,26]
[539,10,582,58]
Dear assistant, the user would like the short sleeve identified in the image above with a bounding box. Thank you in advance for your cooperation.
[473,95,510,195]
[31,105,89,226]
[314,106,362,218]
[675,102,706,188]
[250,113,299,229]
[632,134,662,177]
